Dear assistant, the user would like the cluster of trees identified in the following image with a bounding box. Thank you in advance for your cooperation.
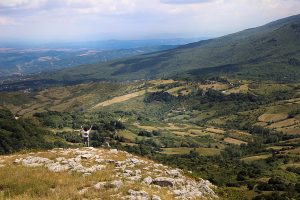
[56,132,82,143]
[0,109,61,154]
[256,177,295,191]
[144,92,176,103]
[138,130,160,137]
[34,111,117,129]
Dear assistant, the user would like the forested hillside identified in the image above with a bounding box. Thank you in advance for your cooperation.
[33,14,300,82]
[0,109,64,154]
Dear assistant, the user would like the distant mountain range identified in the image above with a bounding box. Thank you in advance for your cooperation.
[36,14,300,82]
[0,46,176,77]
[0,38,203,50]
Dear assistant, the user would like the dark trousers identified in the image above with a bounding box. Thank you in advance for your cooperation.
[84,137,89,147]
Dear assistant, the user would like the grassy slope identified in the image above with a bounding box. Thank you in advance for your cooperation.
[35,14,300,82]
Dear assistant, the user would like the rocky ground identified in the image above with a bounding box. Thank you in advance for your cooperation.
[0,147,217,200]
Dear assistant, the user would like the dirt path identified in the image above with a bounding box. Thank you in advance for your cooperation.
[91,90,146,109]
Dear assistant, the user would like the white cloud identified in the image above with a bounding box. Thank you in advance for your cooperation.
[161,0,213,4]
[0,0,299,41]
[0,16,14,25]
[0,0,46,9]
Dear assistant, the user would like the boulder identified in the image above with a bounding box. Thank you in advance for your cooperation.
[152,177,175,187]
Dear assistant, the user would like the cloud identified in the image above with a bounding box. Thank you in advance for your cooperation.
[0,0,46,9]
[0,16,14,25]
[0,0,299,42]
[160,0,213,4]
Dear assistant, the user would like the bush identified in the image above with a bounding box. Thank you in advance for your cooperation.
[144,92,176,103]
[56,132,82,143]
[138,130,153,137]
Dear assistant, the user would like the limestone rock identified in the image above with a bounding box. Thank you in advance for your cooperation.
[125,189,150,200]
[151,195,161,200]
[110,180,123,189]
[94,182,106,189]
[152,177,175,187]
[142,176,153,185]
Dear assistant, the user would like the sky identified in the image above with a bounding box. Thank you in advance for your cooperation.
[0,0,299,42]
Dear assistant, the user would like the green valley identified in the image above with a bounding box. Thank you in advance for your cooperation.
[0,12,300,200]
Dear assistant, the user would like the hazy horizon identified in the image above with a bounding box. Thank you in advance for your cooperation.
[0,0,299,43]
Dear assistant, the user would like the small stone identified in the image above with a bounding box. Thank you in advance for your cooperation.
[127,189,149,200]
[152,195,161,200]
[126,175,141,181]
[78,188,89,195]
[143,176,153,185]
[83,173,92,176]
[167,169,181,178]
[111,180,123,189]
[110,149,118,153]
[81,154,93,159]
[56,157,65,162]
[94,182,106,189]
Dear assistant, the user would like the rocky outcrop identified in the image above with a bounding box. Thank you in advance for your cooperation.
[9,147,217,199]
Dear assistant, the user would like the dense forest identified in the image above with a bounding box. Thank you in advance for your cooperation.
[0,109,60,154]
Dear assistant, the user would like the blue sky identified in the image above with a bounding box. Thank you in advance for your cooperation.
[0,0,299,42]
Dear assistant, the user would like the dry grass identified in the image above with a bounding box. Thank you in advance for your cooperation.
[241,154,272,163]
[258,114,288,122]
[149,79,176,85]
[280,163,300,169]
[224,84,249,94]
[0,164,176,200]
[282,147,300,155]
[116,130,137,141]
[0,148,215,200]
[223,137,247,145]
[279,138,300,145]
[173,131,197,137]
[265,146,292,151]
[92,90,146,109]
[166,86,192,96]
[254,122,268,127]
[198,83,229,91]
[267,118,299,129]
[228,130,252,137]
[133,123,159,131]
[277,127,300,135]
[161,147,221,156]
[0,149,166,199]
[205,127,225,135]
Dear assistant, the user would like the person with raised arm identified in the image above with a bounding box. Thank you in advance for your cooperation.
[80,125,93,147]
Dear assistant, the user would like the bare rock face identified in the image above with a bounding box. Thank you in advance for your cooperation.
[9,147,217,199]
